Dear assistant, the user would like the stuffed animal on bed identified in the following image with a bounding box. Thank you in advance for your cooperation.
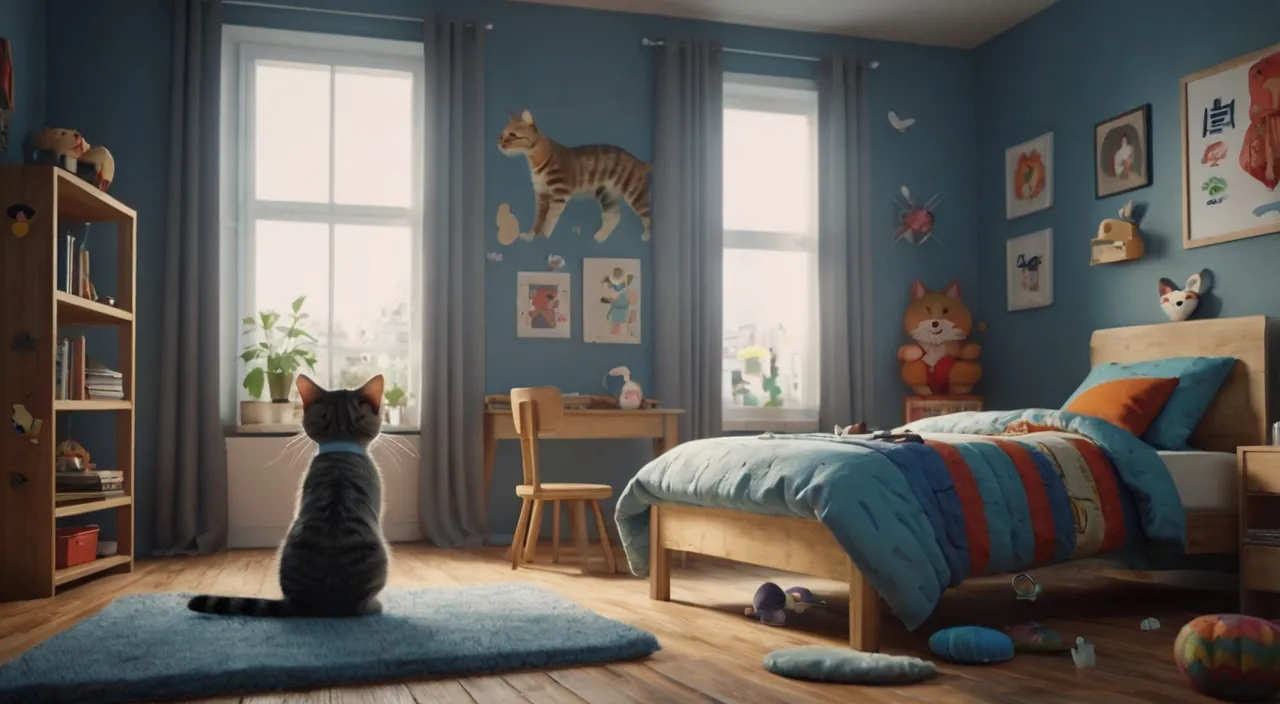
[744,582,826,626]
[897,280,982,396]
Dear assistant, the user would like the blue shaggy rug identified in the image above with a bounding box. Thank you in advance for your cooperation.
[0,582,660,704]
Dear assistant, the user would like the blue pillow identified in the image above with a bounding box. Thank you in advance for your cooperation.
[1061,356,1236,450]
[763,646,937,684]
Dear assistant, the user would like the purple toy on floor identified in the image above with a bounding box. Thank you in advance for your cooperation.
[744,582,826,626]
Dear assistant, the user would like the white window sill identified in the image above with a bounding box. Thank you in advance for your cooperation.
[722,410,819,434]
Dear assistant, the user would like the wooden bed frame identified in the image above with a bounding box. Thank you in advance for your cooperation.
[648,315,1277,651]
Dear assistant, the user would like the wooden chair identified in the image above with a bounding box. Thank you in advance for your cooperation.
[509,386,618,574]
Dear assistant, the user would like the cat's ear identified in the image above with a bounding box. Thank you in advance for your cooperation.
[357,375,385,412]
[520,109,535,125]
[296,374,325,409]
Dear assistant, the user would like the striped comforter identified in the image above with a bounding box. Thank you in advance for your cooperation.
[614,409,1187,630]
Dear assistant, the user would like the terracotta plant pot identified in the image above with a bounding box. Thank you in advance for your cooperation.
[267,372,295,403]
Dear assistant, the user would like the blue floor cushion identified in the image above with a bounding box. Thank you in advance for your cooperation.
[763,646,938,684]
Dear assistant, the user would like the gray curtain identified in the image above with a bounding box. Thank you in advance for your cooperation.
[155,0,227,555]
[418,15,487,548]
[816,56,872,430]
[653,40,724,442]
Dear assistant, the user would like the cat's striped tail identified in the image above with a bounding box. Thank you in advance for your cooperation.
[187,594,295,617]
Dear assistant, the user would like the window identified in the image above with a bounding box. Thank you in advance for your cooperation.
[223,27,423,428]
[721,74,820,432]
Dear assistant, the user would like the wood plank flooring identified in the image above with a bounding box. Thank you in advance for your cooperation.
[0,545,1229,703]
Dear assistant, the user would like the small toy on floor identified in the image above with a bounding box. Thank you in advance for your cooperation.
[1071,637,1096,669]
[1004,622,1072,653]
[744,582,826,626]
[1011,573,1043,601]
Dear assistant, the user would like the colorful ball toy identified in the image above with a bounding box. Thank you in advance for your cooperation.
[1173,614,1280,701]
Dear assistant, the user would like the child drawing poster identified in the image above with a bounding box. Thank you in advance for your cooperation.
[1006,229,1053,312]
[582,258,640,344]
[1183,43,1280,248]
[516,272,571,339]
[1005,132,1053,220]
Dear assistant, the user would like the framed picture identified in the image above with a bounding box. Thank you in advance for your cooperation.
[1182,41,1280,249]
[1094,104,1151,199]
[1005,132,1053,220]
[516,272,571,339]
[1006,229,1053,312]
[582,257,641,344]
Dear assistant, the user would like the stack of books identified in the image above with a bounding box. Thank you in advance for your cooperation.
[1246,528,1280,546]
[57,231,97,299]
[55,338,124,401]
[56,469,124,499]
[86,360,124,400]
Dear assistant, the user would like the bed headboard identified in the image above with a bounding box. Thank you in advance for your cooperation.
[1090,316,1277,452]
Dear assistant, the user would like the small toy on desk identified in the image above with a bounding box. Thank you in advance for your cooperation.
[1070,637,1096,669]
[603,366,644,410]
[1159,270,1211,322]
[744,582,826,626]
[1011,573,1042,601]
[11,403,42,444]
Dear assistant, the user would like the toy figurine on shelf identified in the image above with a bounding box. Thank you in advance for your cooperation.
[28,127,115,191]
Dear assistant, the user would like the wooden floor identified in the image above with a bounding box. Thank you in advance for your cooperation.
[0,545,1229,703]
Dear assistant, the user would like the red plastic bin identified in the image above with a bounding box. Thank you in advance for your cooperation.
[56,525,100,569]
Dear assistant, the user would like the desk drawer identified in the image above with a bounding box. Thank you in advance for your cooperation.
[1245,452,1280,494]
[1244,544,1280,593]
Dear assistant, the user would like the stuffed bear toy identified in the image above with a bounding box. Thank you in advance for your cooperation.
[898,280,982,396]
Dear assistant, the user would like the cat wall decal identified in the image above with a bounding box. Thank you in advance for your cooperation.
[497,109,652,243]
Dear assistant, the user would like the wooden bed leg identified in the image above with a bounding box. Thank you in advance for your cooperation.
[848,561,881,652]
[650,506,671,601]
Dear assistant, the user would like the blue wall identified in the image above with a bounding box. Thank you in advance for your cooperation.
[37,0,979,552]
[0,0,45,164]
[975,0,1280,412]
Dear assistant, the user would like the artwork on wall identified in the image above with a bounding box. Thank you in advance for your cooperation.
[893,185,940,245]
[582,257,640,344]
[1158,270,1212,322]
[516,271,571,339]
[1005,132,1053,220]
[1182,42,1280,248]
[1094,104,1151,199]
[497,109,652,243]
[1006,229,1054,312]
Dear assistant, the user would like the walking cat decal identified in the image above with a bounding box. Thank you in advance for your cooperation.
[497,109,651,243]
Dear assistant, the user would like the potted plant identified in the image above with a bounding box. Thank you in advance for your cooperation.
[383,383,410,426]
[239,296,318,425]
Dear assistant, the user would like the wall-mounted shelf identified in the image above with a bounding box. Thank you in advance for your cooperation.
[1090,236,1144,265]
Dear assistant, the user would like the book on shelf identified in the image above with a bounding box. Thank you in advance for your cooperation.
[56,232,96,299]
[55,343,124,401]
[55,489,126,501]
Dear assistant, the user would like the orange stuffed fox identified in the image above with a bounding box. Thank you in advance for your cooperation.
[897,280,982,396]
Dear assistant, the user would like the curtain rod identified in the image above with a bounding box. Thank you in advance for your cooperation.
[219,0,494,29]
[641,37,879,68]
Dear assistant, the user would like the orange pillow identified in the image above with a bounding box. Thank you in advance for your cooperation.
[1064,377,1180,436]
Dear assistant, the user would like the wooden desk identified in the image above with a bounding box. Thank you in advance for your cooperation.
[483,408,685,495]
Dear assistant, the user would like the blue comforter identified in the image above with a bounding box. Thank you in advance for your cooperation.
[613,409,1186,629]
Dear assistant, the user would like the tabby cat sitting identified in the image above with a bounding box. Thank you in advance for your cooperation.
[498,109,652,243]
[187,374,390,618]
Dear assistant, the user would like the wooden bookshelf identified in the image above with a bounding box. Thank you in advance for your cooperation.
[0,165,136,601]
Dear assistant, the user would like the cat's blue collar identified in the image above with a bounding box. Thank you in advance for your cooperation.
[315,441,368,457]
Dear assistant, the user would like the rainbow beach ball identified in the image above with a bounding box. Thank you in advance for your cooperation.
[1173,614,1280,701]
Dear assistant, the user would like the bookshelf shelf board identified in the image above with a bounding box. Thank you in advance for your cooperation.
[55,494,131,518]
[55,291,133,325]
[54,400,131,411]
[53,168,136,222]
[53,554,131,586]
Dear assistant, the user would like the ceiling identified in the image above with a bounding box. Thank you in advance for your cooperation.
[510,0,1059,49]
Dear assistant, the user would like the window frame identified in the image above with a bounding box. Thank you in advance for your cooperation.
[721,72,821,433]
[221,25,425,431]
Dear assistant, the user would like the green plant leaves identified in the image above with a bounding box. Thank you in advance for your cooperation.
[292,295,307,314]
[243,366,265,400]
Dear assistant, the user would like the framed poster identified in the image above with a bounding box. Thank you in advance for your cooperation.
[1183,42,1280,249]
[1005,132,1053,219]
[1095,104,1151,199]
[516,272,571,339]
[582,257,641,344]
[1006,229,1053,312]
